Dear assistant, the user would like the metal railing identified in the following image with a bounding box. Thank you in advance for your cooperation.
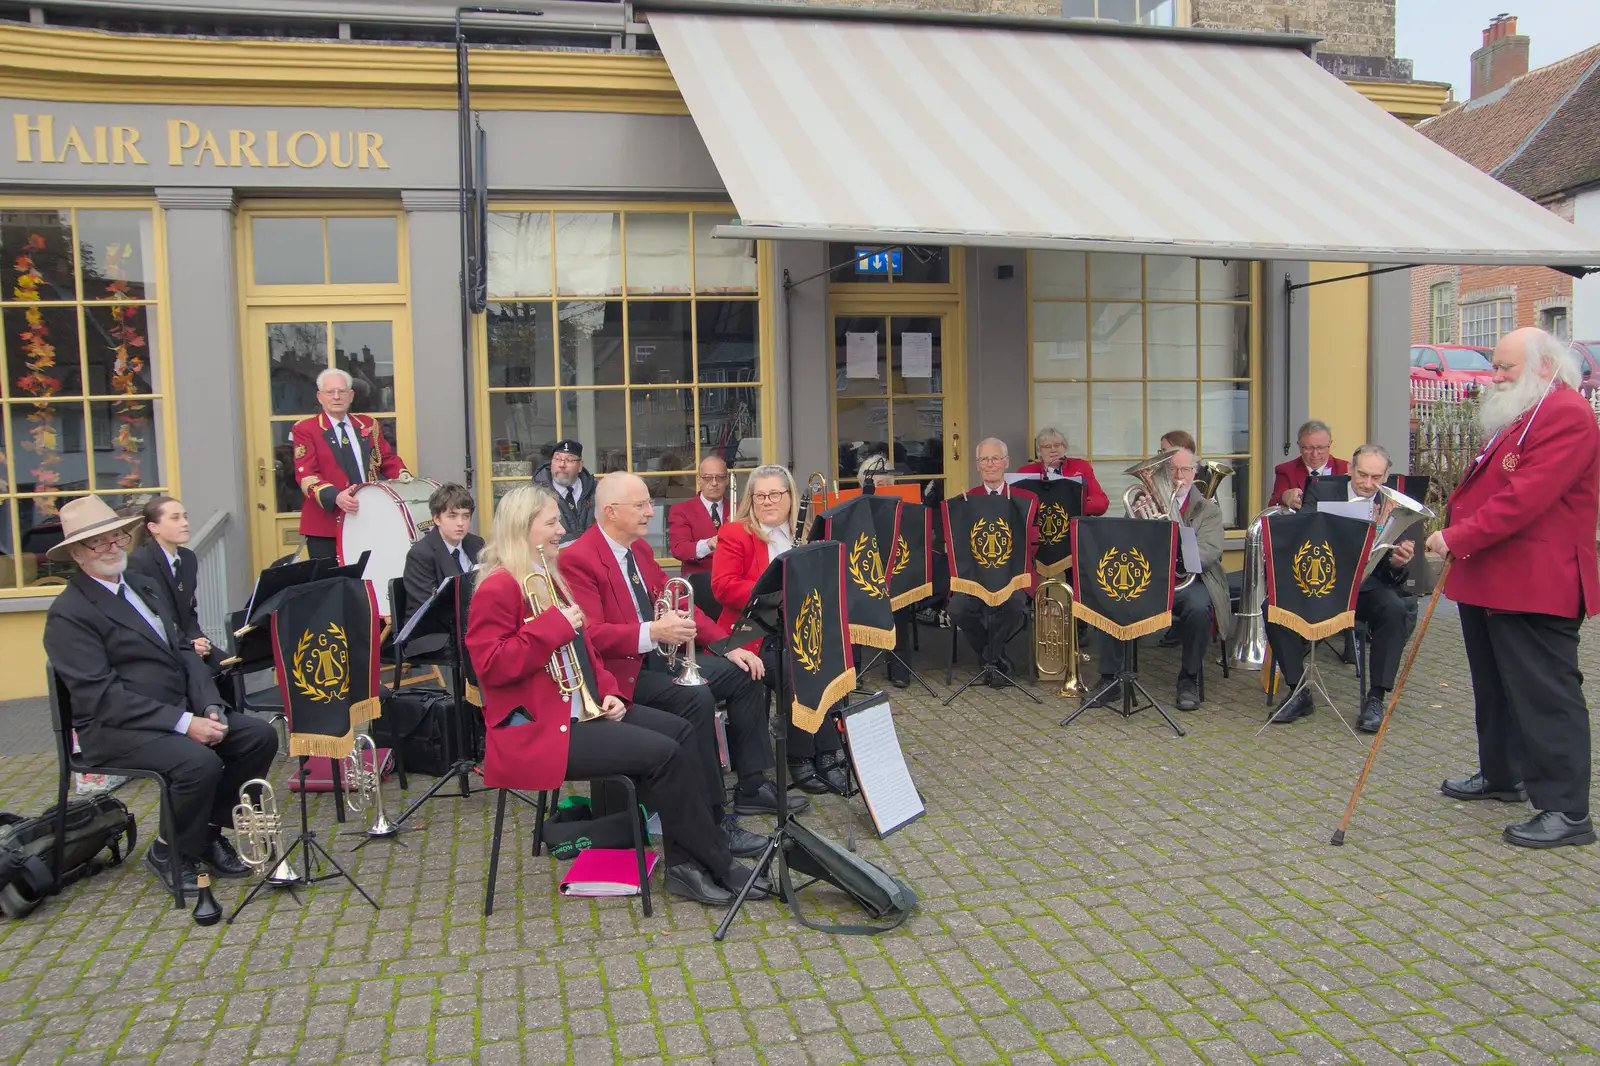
[188,511,231,648]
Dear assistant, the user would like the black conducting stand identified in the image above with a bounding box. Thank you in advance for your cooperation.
[1060,639,1185,737]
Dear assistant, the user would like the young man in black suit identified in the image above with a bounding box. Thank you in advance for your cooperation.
[126,496,211,661]
[42,498,278,897]
[401,482,483,628]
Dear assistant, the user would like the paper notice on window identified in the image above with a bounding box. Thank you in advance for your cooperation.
[902,333,933,378]
[841,695,924,838]
[845,332,879,379]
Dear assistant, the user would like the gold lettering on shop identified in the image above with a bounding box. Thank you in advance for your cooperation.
[13,114,391,170]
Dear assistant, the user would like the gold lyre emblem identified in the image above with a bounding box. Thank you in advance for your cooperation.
[292,623,350,704]
[1039,502,1070,546]
[970,518,1013,569]
[1292,540,1338,598]
[892,534,911,578]
[1095,547,1151,603]
[791,589,824,674]
[847,532,887,599]
[1502,452,1519,472]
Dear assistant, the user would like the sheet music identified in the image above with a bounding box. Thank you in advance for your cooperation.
[396,581,447,644]
[842,697,924,838]
[1178,526,1201,574]
[1318,499,1375,523]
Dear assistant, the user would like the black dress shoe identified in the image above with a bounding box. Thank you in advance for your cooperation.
[724,822,769,858]
[145,846,198,896]
[1441,772,1527,803]
[734,780,810,816]
[202,835,252,879]
[1270,688,1313,724]
[1357,694,1384,734]
[787,760,829,795]
[664,863,735,905]
[1086,677,1122,708]
[1175,677,1199,712]
[816,753,851,795]
[719,860,772,900]
[1504,811,1596,849]
[888,673,911,690]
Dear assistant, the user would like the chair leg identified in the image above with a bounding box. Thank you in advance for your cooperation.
[485,789,509,917]
[52,767,71,892]
[532,788,553,857]
[946,628,957,686]
[617,777,651,918]
[160,782,184,910]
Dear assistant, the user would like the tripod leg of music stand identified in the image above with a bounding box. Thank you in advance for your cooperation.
[987,664,1043,704]
[940,668,994,706]
[1127,674,1185,737]
[304,833,379,909]
[714,817,782,942]
[1060,675,1116,728]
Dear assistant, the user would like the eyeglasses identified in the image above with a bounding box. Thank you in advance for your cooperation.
[976,455,1007,465]
[82,531,131,553]
[698,473,729,483]
[1299,443,1331,453]
[751,490,790,504]
[320,388,354,397]
[1171,466,1196,476]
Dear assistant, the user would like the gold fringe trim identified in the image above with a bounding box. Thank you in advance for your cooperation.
[890,582,932,612]
[849,624,896,649]
[792,668,857,734]
[464,682,482,707]
[950,573,1031,607]
[1266,605,1355,642]
[1072,603,1172,642]
[289,727,356,760]
[1035,556,1072,578]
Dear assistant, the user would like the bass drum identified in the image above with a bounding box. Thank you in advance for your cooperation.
[337,478,439,618]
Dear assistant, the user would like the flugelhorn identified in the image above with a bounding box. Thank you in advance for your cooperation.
[1034,576,1086,697]
[525,546,604,721]
[1196,460,1234,502]
[344,733,399,837]
[655,576,707,687]
[796,471,826,545]
[232,779,299,885]
[1121,449,1194,590]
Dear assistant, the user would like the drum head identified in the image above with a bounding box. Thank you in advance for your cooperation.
[338,479,439,617]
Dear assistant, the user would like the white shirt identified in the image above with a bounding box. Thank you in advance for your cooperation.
[92,575,191,734]
[763,523,794,564]
[160,545,181,578]
[982,482,1008,496]
[440,534,472,573]
[601,528,656,654]
[330,417,365,482]
[1305,462,1332,478]
[695,495,724,558]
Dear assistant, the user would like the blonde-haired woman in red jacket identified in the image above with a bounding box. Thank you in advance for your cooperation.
[466,484,764,906]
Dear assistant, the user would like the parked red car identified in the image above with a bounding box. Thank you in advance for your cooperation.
[1571,341,1600,388]
[1409,344,1495,392]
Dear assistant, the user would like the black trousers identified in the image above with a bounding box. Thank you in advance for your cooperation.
[1267,585,1411,690]
[1460,604,1590,815]
[119,713,279,859]
[305,535,338,560]
[950,590,1028,668]
[1098,581,1211,679]
[758,645,843,762]
[565,703,733,876]
[634,661,722,810]
[698,652,773,778]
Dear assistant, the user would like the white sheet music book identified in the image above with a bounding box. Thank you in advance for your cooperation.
[1178,526,1201,574]
[1004,472,1083,485]
[1318,499,1376,523]
[841,694,925,838]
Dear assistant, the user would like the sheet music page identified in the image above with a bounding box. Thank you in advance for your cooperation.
[843,697,924,837]
[396,584,443,644]
[1178,526,1201,574]
[1318,499,1375,523]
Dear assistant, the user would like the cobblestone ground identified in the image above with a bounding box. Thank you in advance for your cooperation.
[3,603,1600,1065]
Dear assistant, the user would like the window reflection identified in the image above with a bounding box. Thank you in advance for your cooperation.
[335,321,396,414]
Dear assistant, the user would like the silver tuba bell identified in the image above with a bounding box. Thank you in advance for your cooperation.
[232,779,299,886]
[1231,505,1291,668]
[1121,449,1195,590]
[344,733,399,838]
[1362,484,1435,580]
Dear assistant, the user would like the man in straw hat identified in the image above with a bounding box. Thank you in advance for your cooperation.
[42,497,278,897]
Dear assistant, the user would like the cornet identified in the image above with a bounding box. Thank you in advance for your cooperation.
[655,576,707,686]
[796,471,826,545]
[1034,577,1086,697]
[344,733,399,838]
[526,546,604,721]
[232,779,298,886]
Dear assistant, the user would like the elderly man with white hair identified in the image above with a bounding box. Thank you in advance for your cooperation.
[1425,327,1599,850]
[291,367,413,559]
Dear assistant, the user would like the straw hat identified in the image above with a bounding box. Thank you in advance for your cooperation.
[46,497,142,562]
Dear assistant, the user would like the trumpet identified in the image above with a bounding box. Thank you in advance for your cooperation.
[525,546,604,721]
[232,779,298,885]
[655,576,707,686]
[1034,576,1086,697]
[796,471,826,545]
[344,733,399,837]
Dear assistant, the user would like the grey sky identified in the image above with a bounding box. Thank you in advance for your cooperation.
[1396,0,1600,97]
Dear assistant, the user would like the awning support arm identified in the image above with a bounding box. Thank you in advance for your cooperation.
[783,245,905,291]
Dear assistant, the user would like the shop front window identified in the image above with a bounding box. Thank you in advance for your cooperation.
[484,209,763,556]
[1061,0,1180,25]
[1031,252,1252,528]
[0,206,170,589]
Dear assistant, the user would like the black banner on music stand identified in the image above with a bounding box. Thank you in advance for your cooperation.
[889,502,933,610]
[271,576,382,758]
[784,542,856,734]
[821,495,900,649]
[943,494,1035,606]
[1014,477,1084,577]
[1070,517,1176,641]
[1262,510,1374,641]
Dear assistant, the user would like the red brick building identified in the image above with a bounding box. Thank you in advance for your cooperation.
[1410,18,1600,348]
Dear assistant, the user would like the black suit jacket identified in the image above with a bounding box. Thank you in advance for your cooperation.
[401,527,483,626]
[125,540,204,646]
[43,571,225,763]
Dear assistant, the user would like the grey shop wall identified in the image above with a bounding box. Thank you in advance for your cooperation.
[0,102,725,194]
[964,247,1028,484]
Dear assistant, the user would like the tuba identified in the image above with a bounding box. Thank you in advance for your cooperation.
[1034,576,1085,697]
[344,733,399,838]
[654,576,707,687]
[525,546,605,721]
[1362,484,1435,580]
[232,779,299,886]
[1196,460,1234,502]
[796,471,826,545]
[1230,505,1291,668]
[1121,450,1195,590]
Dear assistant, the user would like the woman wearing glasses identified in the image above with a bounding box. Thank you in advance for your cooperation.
[711,465,849,795]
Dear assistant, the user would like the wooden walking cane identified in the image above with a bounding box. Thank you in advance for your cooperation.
[1330,555,1454,846]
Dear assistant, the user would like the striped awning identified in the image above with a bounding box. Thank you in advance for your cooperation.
[647,9,1600,267]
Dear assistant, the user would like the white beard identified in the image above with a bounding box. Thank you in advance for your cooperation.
[82,550,128,581]
[1478,372,1550,436]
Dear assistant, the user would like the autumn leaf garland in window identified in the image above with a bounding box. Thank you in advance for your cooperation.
[12,233,62,515]
[103,242,148,489]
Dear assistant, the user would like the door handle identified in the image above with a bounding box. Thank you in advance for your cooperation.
[951,430,960,462]
[257,458,267,487]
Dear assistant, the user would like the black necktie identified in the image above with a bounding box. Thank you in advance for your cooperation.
[565,487,577,510]
[623,550,654,621]
[710,502,720,528]
[450,547,461,572]
[170,556,180,579]
[334,423,361,483]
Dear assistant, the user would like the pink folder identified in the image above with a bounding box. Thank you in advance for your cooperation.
[558,848,660,897]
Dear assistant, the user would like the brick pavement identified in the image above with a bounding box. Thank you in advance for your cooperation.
[2,604,1599,1064]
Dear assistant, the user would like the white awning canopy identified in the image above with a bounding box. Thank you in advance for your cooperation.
[646,7,1600,267]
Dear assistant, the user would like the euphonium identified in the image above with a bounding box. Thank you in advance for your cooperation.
[232,779,298,885]
[1362,484,1435,580]
[1230,505,1291,668]
[525,546,604,721]
[1034,576,1086,697]
[796,471,826,545]
[344,733,399,837]
[654,576,707,687]
[1121,449,1195,590]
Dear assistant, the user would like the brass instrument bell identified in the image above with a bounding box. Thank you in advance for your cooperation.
[525,547,604,721]
[655,576,707,687]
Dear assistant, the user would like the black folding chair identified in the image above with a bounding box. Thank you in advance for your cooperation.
[684,570,722,623]
[47,663,185,909]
